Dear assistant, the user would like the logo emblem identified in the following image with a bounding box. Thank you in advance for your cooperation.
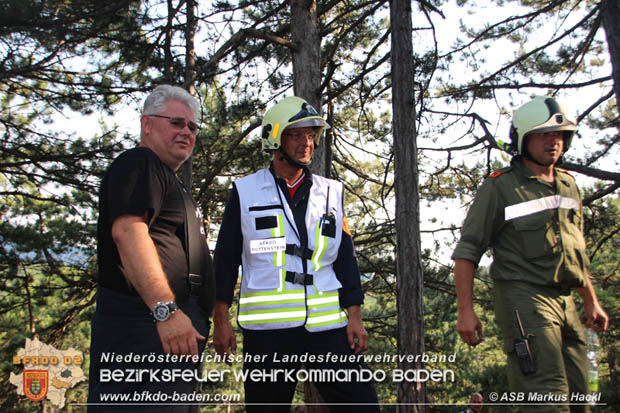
[23,370,48,402]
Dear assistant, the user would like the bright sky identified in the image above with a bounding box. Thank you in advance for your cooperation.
[46,0,616,268]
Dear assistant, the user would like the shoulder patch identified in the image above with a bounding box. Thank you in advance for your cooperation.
[342,215,352,237]
[489,170,503,178]
[556,168,575,179]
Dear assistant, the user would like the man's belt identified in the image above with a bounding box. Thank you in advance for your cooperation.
[188,273,203,295]
[286,244,314,260]
[285,271,314,286]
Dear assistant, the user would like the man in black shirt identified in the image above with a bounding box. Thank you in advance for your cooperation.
[88,85,214,412]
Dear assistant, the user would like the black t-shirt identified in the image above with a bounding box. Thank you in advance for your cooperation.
[97,147,214,308]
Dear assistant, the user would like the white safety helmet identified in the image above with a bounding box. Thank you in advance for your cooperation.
[261,96,330,152]
[501,96,576,156]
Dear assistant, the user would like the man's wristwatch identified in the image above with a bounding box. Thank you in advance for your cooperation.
[152,301,178,322]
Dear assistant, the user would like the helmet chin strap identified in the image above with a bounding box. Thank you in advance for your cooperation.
[523,152,554,167]
[278,147,310,170]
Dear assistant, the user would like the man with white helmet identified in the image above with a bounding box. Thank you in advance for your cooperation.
[213,96,379,411]
[452,96,608,412]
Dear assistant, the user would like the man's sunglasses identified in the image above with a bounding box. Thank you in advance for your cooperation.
[148,115,200,134]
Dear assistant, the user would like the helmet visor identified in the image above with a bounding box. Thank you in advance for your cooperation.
[288,118,330,129]
[289,103,320,122]
[525,97,576,135]
[529,112,576,134]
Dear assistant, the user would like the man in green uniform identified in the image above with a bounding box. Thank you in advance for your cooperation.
[452,96,609,412]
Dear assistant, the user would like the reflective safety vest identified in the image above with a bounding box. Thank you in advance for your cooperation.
[234,168,348,332]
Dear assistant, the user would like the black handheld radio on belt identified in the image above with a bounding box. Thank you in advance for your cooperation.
[320,187,336,237]
[514,310,536,375]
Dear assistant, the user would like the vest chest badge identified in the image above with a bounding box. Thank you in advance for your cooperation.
[250,237,286,254]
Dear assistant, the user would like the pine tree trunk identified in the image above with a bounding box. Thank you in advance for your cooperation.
[291,0,330,178]
[601,0,620,108]
[180,0,198,188]
[390,0,426,411]
[164,0,174,82]
[291,1,329,411]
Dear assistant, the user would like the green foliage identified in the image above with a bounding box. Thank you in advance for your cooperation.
[582,189,620,412]
[1,0,619,411]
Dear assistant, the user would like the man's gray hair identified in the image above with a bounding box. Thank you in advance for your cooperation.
[142,85,200,119]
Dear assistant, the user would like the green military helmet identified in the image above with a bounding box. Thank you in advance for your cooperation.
[261,96,330,151]
[502,96,577,155]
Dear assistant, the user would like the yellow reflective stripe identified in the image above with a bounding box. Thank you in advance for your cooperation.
[307,316,348,328]
[311,223,320,270]
[312,222,327,271]
[276,268,285,292]
[238,310,306,322]
[240,316,307,325]
[239,292,305,304]
[272,215,286,267]
[273,249,285,271]
[307,310,347,325]
[307,295,339,306]
[239,298,306,308]
[307,302,339,309]
[239,307,306,315]
[279,215,286,268]
[505,195,579,221]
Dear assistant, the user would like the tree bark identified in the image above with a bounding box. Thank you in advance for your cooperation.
[24,265,36,338]
[180,0,197,187]
[389,0,426,412]
[184,0,197,96]
[290,2,329,411]
[164,0,174,82]
[291,0,330,178]
[601,0,620,109]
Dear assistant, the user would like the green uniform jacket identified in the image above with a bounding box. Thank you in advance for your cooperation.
[452,160,587,288]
